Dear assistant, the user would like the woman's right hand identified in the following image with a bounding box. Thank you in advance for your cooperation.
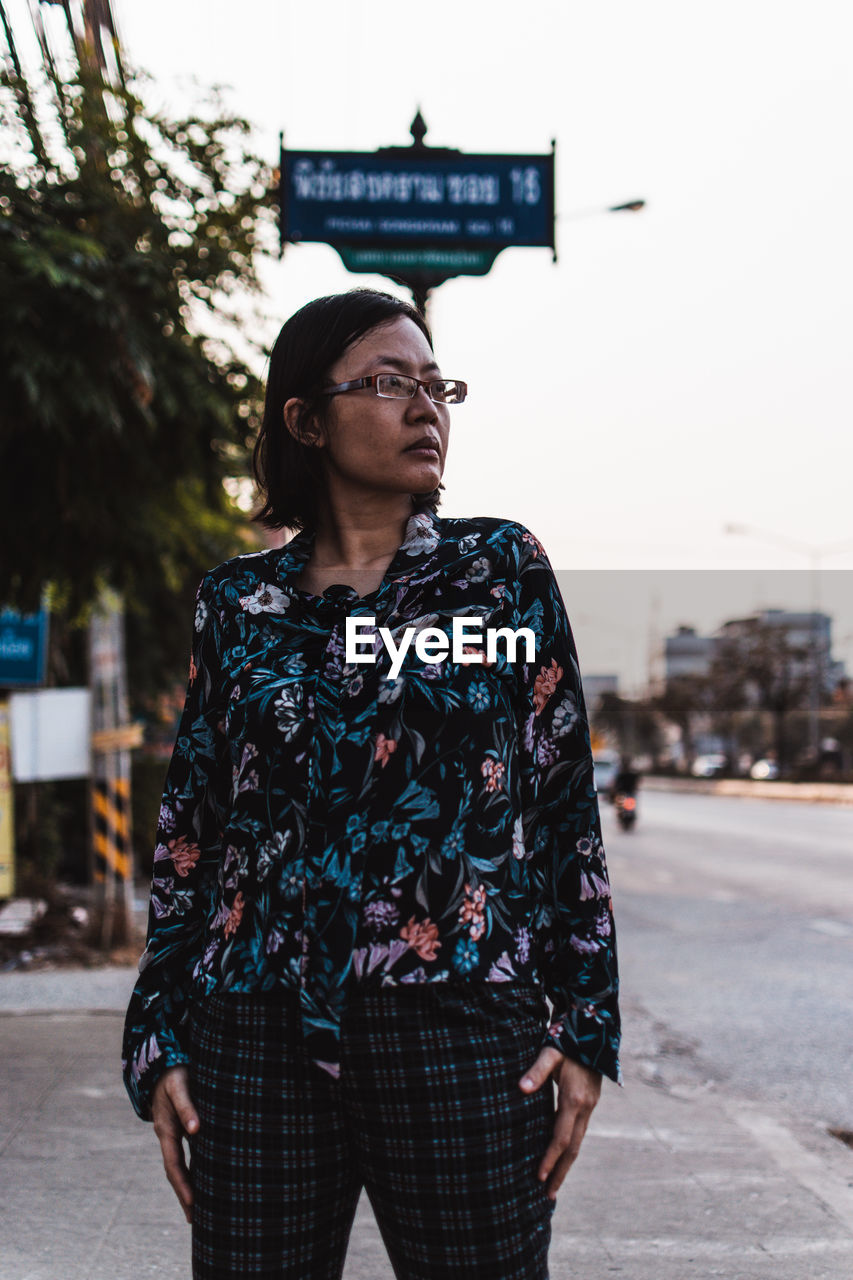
[151,1066,200,1223]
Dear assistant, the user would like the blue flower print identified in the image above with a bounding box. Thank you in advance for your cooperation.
[453,936,479,974]
[279,861,304,901]
[441,824,466,860]
[467,680,491,712]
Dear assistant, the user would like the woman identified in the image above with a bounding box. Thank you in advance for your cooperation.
[123,288,620,1280]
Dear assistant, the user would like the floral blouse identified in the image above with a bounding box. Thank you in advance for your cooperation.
[122,509,620,1119]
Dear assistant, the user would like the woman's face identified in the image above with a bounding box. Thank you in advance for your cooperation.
[312,316,451,503]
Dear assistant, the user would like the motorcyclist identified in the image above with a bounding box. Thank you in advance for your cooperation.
[610,757,640,802]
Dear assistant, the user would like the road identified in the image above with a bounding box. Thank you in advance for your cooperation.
[603,789,853,1132]
[3,789,853,1280]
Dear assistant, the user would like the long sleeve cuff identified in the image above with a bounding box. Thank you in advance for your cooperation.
[542,1002,622,1085]
[122,1026,191,1122]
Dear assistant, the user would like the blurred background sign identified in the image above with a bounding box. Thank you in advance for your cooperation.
[281,148,555,251]
[280,116,556,309]
[0,607,49,688]
[8,689,91,783]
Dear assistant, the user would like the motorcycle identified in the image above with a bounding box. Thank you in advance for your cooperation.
[614,791,638,831]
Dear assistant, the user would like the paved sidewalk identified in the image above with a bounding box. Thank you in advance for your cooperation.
[2,969,853,1279]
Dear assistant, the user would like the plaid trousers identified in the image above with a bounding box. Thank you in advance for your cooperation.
[188,982,556,1279]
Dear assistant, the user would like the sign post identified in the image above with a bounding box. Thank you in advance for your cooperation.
[280,113,556,313]
[0,701,13,898]
[0,602,49,899]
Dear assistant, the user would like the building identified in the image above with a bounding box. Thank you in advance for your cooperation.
[717,609,836,696]
[664,610,844,695]
[664,626,715,680]
[581,674,620,716]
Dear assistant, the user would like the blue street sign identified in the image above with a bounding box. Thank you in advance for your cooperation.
[281,149,555,255]
[0,607,49,687]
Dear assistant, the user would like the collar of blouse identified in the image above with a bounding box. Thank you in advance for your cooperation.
[273,508,444,609]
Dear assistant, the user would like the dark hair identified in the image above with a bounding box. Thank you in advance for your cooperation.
[252,288,444,532]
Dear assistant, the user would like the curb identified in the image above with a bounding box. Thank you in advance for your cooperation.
[643,775,853,805]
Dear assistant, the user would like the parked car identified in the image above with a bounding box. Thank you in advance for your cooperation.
[593,752,620,795]
[750,758,780,781]
[691,753,727,778]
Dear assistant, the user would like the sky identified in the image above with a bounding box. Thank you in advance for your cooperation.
[7,0,853,687]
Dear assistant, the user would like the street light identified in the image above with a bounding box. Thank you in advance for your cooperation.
[558,200,647,222]
[724,524,853,568]
[724,523,853,761]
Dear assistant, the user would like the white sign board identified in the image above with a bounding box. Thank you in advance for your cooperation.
[9,688,92,782]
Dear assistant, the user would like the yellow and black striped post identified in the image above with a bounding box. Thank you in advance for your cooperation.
[92,771,132,886]
[89,595,142,949]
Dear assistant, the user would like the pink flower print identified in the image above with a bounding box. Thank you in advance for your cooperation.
[374,733,398,767]
[459,883,487,941]
[168,836,200,877]
[400,915,441,961]
[533,658,563,715]
[522,531,545,558]
[223,891,245,938]
[481,757,505,792]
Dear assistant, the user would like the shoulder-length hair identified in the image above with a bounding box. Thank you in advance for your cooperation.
[252,288,444,532]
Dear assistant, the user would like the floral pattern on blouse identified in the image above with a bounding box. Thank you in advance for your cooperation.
[122,510,620,1118]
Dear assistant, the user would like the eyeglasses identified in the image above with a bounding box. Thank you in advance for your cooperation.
[322,374,467,404]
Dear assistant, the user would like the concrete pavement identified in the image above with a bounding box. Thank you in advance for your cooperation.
[2,968,853,1279]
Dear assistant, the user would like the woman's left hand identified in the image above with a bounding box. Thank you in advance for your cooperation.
[519,1049,602,1200]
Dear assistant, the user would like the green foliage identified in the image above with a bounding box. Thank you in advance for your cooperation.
[0,60,275,696]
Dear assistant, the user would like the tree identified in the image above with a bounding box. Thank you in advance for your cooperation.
[653,674,713,769]
[710,619,812,772]
[0,50,275,696]
[593,691,664,764]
